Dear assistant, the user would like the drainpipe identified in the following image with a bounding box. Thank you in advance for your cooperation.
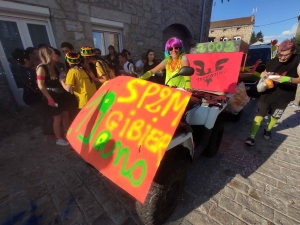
[199,0,207,43]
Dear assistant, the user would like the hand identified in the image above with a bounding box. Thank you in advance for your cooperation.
[260,71,268,78]
[59,77,65,83]
[47,98,57,107]
[140,71,152,80]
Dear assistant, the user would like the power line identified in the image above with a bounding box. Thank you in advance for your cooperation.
[254,16,298,27]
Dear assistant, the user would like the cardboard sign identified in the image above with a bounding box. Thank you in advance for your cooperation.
[190,40,249,54]
[66,76,191,203]
[186,52,243,93]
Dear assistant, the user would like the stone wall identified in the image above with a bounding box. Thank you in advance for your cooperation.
[209,24,254,44]
[7,0,213,60]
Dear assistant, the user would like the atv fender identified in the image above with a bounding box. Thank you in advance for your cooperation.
[166,132,194,159]
[186,105,226,129]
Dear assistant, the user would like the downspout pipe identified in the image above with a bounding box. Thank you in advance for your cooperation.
[199,0,207,43]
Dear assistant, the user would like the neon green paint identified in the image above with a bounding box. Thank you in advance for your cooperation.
[76,93,105,132]
[94,130,117,158]
[93,130,147,187]
[67,128,72,135]
[196,43,206,53]
[224,41,236,52]
[114,143,147,187]
[78,92,116,144]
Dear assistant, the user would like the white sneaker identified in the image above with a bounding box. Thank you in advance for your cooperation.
[56,138,70,146]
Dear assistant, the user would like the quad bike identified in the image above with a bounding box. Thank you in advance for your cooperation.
[135,66,228,225]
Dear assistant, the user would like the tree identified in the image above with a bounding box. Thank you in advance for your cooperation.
[250,31,256,45]
[250,31,264,44]
[294,36,300,54]
[256,31,264,42]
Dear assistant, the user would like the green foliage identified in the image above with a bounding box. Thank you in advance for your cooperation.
[294,36,300,54]
[250,32,256,45]
[256,31,264,42]
[250,31,264,44]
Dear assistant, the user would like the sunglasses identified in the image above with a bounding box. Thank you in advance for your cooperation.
[168,47,181,51]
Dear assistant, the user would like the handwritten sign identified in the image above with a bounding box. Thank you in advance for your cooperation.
[186,52,243,93]
[190,40,249,54]
[66,76,191,203]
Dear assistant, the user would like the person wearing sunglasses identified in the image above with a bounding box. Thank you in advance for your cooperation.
[140,37,190,89]
[245,39,300,146]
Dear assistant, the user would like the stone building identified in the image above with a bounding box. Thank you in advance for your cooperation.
[0,0,213,109]
[208,16,255,44]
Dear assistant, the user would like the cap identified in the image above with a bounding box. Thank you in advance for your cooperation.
[80,46,95,57]
[65,52,81,64]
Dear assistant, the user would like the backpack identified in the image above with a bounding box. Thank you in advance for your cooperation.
[127,61,136,73]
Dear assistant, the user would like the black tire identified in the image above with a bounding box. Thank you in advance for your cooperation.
[203,120,224,156]
[135,161,187,225]
[231,109,243,122]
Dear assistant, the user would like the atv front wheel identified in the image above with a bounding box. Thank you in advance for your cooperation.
[135,163,187,225]
[203,120,224,156]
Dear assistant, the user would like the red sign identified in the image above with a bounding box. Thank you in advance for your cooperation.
[186,52,243,93]
[66,76,191,203]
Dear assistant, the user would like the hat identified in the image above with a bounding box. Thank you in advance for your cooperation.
[80,46,95,57]
[65,52,81,64]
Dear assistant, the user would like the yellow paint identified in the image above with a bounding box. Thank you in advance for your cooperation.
[161,93,191,126]
[117,79,147,103]
[106,111,123,130]
[126,119,145,141]
[137,83,161,108]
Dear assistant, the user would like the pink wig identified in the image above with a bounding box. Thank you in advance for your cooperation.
[278,39,295,52]
[164,37,185,58]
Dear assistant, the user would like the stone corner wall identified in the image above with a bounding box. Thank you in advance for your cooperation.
[7,0,212,60]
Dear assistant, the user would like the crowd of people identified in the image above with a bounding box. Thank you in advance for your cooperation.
[11,37,191,146]
[11,36,299,148]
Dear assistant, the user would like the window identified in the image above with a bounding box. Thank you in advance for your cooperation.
[0,1,56,105]
[223,29,227,32]
[0,17,55,60]
[91,18,123,56]
[0,1,56,60]
[233,36,241,41]
[220,37,228,42]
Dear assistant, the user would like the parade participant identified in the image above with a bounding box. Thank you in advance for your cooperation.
[60,52,97,111]
[36,46,70,146]
[118,53,135,77]
[141,37,191,89]
[143,49,159,73]
[245,39,300,146]
[105,45,119,75]
[135,53,147,77]
[95,48,102,59]
[61,42,75,72]
[12,48,54,138]
[80,46,112,86]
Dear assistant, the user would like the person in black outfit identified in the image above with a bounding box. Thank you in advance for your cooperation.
[105,45,120,76]
[245,39,300,146]
[143,49,159,73]
[11,48,54,137]
[36,46,70,146]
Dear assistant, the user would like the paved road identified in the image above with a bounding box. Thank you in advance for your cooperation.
[0,99,300,225]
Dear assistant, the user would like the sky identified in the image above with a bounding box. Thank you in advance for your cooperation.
[210,0,300,43]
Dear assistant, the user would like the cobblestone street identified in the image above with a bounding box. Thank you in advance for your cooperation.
[1,99,300,225]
